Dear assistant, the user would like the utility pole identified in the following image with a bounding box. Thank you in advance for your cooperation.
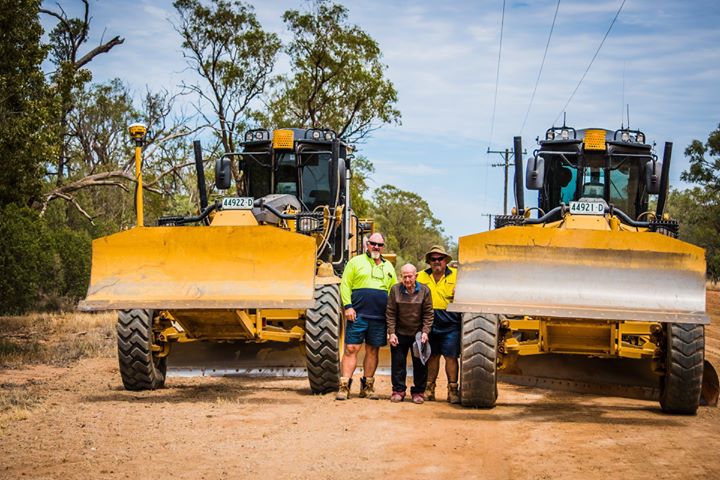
[480,213,494,230]
[488,146,526,215]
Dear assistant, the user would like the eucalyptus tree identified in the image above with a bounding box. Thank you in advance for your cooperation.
[269,1,400,143]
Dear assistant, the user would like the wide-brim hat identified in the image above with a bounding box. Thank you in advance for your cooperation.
[424,244,452,264]
[412,332,432,365]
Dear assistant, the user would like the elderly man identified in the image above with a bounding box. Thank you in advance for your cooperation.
[417,245,461,404]
[337,232,397,400]
[386,264,434,404]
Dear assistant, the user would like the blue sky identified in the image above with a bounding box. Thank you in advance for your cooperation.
[42,0,720,241]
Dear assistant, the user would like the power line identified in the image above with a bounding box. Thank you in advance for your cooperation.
[487,0,506,150]
[552,0,626,125]
[520,0,561,134]
[482,0,507,210]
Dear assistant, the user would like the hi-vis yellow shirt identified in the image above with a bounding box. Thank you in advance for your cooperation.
[417,266,460,331]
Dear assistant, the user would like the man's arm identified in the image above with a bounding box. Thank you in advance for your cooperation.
[386,286,398,335]
[340,259,355,308]
[386,286,399,346]
[421,286,434,335]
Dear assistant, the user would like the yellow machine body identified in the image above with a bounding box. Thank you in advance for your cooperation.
[449,212,714,402]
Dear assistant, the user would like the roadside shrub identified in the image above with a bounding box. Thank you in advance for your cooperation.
[0,204,91,314]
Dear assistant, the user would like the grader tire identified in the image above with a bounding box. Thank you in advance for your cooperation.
[660,323,704,415]
[117,309,167,391]
[305,285,342,394]
[460,313,499,408]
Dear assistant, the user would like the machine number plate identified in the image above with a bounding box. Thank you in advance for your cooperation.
[221,197,254,210]
[569,201,604,215]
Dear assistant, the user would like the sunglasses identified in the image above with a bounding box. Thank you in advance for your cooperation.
[429,256,446,262]
[368,241,384,247]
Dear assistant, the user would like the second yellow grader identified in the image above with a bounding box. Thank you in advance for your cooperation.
[450,124,717,414]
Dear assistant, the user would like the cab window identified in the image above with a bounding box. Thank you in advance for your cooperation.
[301,152,332,210]
[275,153,298,196]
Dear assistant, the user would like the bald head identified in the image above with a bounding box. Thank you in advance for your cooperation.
[400,263,417,290]
[400,263,417,275]
[368,232,384,244]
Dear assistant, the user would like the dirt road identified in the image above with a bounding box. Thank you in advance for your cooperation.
[2,292,720,480]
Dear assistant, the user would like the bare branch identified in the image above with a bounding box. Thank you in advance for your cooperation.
[75,36,125,69]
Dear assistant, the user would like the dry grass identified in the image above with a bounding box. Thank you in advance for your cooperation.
[0,311,116,426]
[0,311,116,368]
[0,379,46,426]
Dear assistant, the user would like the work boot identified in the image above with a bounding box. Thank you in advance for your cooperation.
[448,382,460,404]
[424,381,436,401]
[336,377,352,401]
[359,376,379,400]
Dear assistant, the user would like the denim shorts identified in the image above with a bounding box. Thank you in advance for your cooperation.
[345,315,387,347]
[429,328,460,358]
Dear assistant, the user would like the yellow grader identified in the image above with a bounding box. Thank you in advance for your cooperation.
[80,125,368,393]
[450,126,717,414]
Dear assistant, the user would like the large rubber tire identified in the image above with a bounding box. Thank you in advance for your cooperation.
[660,323,704,414]
[305,285,342,394]
[117,309,167,391]
[460,313,499,408]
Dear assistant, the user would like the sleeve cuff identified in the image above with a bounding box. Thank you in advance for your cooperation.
[344,304,353,309]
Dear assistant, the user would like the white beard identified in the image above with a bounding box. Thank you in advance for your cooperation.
[369,251,381,260]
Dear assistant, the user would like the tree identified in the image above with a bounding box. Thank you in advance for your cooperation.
[39,79,199,229]
[0,0,53,207]
[173,0,280,159]
[666,124,720,281]
[268,1,400,143]
[372,185,450,266]
[41,0,124,184]
[349,155,374,218]
[683,123,720,193]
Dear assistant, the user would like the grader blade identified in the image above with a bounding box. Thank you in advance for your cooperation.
[167,343,394,378]
[449,227,709,324]
[499,355,660,400]
[79,225,317,311]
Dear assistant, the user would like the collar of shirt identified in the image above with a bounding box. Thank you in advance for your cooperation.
[401,281,420,295]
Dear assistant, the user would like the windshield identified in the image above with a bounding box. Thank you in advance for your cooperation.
[544,157,642,218]
[300,152,332,210]
[275,153,298,196]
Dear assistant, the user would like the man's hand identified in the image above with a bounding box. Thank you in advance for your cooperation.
[421,332,428,344]
[344,307,357,322]
[389,333,399,347]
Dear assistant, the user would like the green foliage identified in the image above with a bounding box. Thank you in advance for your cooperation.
[666,124,720,281]
[666,188,720,281]
[174,0,281,154]
[0,0,54,207]
[682,123,720,193]
[349,155,375,218]
[268,0,400,142]
[0,205,53,313]
[0,204,92,314]
[372,185,450,267]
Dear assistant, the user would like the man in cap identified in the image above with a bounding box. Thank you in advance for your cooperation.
[386,264,434,404]
[417,245,461,404]
[337,232,397,400]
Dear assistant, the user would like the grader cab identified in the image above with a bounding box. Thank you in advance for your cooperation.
[81,126,368,394]
[450,126,717,414]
